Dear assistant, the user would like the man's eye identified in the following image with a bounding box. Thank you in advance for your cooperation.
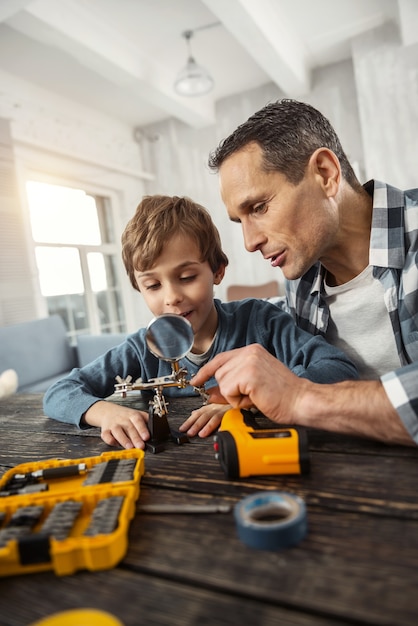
[253,202,267,214]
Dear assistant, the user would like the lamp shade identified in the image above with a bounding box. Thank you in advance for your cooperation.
[174,56,214,97]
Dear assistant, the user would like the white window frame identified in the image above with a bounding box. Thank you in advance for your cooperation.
[13,151,142,336]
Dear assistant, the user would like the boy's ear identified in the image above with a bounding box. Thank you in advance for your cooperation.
[214,264,226,285]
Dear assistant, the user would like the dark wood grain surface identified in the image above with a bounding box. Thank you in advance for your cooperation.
[1,393,418,626]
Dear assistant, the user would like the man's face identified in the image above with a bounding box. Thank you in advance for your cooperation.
[219,142,338,280]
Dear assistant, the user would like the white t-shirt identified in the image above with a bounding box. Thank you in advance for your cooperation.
[324,265,400,379]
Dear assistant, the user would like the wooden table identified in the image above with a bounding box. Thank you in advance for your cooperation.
[1,393,418,626]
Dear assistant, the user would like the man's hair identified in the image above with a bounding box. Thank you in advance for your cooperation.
[122,195,229,291]
[208,99,361,189]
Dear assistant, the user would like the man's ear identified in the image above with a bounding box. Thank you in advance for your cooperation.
[214,264,226,285]
[309,148,340,197]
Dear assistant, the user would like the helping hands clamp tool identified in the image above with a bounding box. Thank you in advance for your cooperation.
[114,314,208,453]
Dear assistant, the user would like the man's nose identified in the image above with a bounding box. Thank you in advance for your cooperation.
[242,222,263,253]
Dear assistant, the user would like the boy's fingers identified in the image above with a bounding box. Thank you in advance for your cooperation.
[204,386,227,404]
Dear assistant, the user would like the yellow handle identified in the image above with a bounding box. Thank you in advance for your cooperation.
[29,608,124,626]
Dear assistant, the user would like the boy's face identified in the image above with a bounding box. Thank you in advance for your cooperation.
[134,233,224,354]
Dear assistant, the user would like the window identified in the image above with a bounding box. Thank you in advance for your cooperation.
[26,181,127,343]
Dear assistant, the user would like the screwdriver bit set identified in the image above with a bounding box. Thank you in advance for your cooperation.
[0,449,144,577]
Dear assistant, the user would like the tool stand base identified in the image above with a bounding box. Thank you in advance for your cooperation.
[146,406,190,454]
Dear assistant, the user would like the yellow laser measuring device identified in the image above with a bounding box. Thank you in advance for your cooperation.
[213,408,310,479]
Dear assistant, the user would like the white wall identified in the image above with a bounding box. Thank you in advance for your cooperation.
[352,22,418,189]
[0,69,154,329]
[1,18,416,326]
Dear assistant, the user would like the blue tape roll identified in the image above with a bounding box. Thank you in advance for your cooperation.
[234,491,307,550]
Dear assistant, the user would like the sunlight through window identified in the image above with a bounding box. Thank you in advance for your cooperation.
[26,180,126,339]
[27,181,101,246]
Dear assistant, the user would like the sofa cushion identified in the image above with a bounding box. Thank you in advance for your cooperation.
[76,333,128,367]
[0,315,77,392]
[18,373,76,393]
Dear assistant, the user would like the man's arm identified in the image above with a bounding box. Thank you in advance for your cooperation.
[298,378,413,445]
[190,344,415,446]
[381,363,418,442]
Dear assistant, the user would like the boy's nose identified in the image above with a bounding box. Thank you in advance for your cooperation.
[164,285,183,306]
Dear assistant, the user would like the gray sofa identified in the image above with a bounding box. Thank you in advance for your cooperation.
[0,315,127,393]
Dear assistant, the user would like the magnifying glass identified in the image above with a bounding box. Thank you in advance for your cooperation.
[145,314,194,362]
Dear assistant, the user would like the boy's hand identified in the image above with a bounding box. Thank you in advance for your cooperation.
[179,403,230,438]
[83,400,150,449]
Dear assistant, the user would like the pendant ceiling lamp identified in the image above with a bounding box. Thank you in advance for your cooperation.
[174,29,214,97]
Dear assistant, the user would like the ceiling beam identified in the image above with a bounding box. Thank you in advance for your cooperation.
[8,0,216,128]
[202,0,310,96]
[0,0,33,24]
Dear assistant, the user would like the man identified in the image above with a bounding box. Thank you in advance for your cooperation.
[191,99,418,446]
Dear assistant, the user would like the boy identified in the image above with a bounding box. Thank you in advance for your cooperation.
[44,195,357,449]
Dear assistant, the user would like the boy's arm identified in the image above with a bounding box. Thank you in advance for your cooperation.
[43,372,110,427]
[286,333,359,383]
[43,339,145,426]
[265,306,358,383]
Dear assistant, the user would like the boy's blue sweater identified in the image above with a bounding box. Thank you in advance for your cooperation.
[43,298,358,426]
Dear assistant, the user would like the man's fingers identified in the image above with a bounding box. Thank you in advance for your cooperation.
[190,350,237,386]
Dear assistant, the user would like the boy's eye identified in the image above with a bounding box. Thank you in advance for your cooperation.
[145,283,160,290]
[180,274,197,282]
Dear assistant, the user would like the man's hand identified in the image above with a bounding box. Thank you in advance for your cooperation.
[190,344,309,425]
[179,403,231,438]
[83,400,150,449]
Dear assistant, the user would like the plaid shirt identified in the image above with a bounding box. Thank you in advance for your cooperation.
[281,180,418,442]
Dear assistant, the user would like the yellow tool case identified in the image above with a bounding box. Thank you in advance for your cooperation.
[0,449,145,577]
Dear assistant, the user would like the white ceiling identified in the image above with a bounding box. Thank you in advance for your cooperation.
[0,0,403,129]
